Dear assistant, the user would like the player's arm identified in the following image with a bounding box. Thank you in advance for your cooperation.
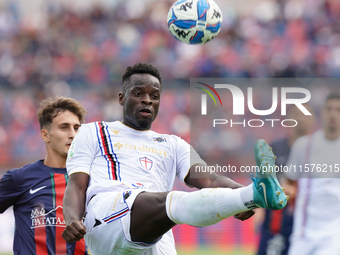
[0,171,18,213]
[177,142,244,189]
[62,172,89,242]
[185,163,244,189]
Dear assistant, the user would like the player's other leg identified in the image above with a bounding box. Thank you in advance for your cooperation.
[130,192,176,243]
[131,139,288,244]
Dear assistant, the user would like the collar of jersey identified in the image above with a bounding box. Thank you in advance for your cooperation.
[118,121,152,132]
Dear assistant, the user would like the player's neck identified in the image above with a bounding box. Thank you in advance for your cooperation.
[288,131,308,147]
[325,129,340,141]
[120,120,151,131]
[44,154,66,168]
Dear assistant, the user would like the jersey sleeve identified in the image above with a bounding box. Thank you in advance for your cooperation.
[0,170,18,213]
[174,136,207,185]
[66,123,97,176]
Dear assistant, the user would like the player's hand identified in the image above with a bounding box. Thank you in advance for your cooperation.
[62,220,87,242]
[281,178,297,200]
[233,209,255,221]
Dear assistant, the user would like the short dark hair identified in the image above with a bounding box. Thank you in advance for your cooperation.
[326,91,340,102]
[37,96,87,130]
[121,63,162,95]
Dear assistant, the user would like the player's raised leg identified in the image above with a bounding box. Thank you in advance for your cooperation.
[130,139,288,243]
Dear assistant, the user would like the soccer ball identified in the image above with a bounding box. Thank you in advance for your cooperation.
[167,0,223,44]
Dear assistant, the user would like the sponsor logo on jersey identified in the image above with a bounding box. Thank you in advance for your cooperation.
[31,206,65,228]
[139,157,153,171]
[114,142,124,150]
[111,193,122,211]
[110,129,120,135]
[121,143,167,157]
[153,136,167,143]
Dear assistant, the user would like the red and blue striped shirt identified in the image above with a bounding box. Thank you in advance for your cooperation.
[0,160,88,255]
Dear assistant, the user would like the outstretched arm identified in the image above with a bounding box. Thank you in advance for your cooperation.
[62,172,89,242]
[185,163,244,189]
[0,171,17,213]
[185,163,255,221]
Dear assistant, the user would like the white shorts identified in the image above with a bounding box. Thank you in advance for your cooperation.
[83,188,177,255]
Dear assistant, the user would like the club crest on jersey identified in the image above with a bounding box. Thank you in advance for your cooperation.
[139,157,153,171]
[153,136,166,143]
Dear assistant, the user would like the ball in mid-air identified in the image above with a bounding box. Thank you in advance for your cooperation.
[167,0,223,44]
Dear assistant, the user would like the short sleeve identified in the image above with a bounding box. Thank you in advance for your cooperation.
[0,170,18,213]
[174,136,207,184]
[66,123,96,176]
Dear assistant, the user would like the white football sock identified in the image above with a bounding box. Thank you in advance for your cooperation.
[240,184,258,209]
[165,187,252,227]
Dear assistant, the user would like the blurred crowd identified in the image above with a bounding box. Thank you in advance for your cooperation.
[0,0,339,168]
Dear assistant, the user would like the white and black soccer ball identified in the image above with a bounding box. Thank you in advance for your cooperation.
[167,0,223,44]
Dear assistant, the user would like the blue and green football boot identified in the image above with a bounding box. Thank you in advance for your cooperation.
[252,139,288,210]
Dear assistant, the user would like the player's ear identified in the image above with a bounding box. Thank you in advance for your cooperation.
[41,128,50,143]
[119,92,124,106]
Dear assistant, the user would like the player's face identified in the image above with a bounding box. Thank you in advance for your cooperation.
[322,99,340,131]
[43,110,81,160]
[119,73,161,130]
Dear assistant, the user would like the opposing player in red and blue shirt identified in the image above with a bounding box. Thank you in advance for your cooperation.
[0,97,88,255]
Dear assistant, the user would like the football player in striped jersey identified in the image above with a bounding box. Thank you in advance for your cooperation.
[62,63,287,255]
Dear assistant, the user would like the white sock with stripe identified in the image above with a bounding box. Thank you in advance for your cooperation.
[165,187,253,227]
